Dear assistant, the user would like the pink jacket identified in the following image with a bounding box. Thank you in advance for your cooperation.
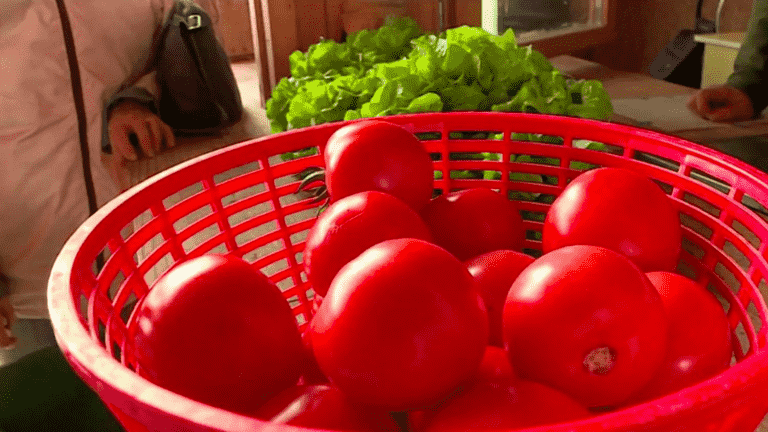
[0,0,175,319]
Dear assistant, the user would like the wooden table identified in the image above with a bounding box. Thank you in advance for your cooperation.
[551,55,768,173]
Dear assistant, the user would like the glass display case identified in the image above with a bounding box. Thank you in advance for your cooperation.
[481,0,606,44]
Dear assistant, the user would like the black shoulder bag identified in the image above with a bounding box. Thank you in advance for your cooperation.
[156,0,244,134]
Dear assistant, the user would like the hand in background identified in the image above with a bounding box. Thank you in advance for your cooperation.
[108,100,175,160]
[687,85,755,122]
[105,100,176,192]
[0,296,17,349]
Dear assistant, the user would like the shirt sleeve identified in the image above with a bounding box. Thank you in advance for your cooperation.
[101,0,175,154]
[726,0,768,115]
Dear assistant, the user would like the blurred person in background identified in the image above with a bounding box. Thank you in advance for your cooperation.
[0,0,224,430]
[688,0,768,122]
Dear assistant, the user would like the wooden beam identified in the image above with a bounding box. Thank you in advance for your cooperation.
[263,0,298,87]
[247,0,269,105]
[326,0,345,41]
[454,0,480,27]
[296,0,330,51]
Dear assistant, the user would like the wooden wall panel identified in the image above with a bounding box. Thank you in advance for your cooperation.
[454,0,481,26]
[406,1,440,33]
[248,0,270,104]
[210,0,255,60]
[586,0,754,74]
[265,0,299,85]
[326,0,345,41]
[296,0,329,51]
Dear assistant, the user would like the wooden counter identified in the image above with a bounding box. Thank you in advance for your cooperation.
[551,55,768,160]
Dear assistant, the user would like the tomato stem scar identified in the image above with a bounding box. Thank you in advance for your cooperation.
[583,346,616,375]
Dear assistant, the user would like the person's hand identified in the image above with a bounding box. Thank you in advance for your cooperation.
[108,100,175,160]
[0,296,17,349]
[105,100,176,192]
[687,85,755,122]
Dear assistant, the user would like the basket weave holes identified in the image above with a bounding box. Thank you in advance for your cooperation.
[680,212,714,240]
[448,131,503,140]
[173,204,213,233]
[633,151,680,172]
[568,160,601,171]
[78,293,89,324]
[688,169,731,195]
[525,230,543,242]
[236,220,279,251]
[289,230,310,253]
[573,139,623,155]
[97,319,107,348]
[681,236,706,260]
[731,219,761,250]
[714,262,741,295]
[511,133,563,145]
[652,180,674,195]
[760,279,768,317]
[107,270,126,303]
[213,161,261,186]
[162,182,204,210]
[723,240,751,272]
[742,194,768,224]
[415,132,442,141]
[261,258,289,278]
[119,291,140,326]
[746,301,764,337]
[676,257,699,280]
[111,341,122,363]
[227,200,273,229]
[733,321,751,358]
[204,243,229,255]
[134,232,165,270]
[683,192,722,218]
[143,252,174,288]
[181,223,221,254]
[91,246,113,277]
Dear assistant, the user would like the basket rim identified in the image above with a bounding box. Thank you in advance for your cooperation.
[48,112,768,431]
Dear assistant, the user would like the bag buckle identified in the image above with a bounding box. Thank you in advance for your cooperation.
[186,14,202,30]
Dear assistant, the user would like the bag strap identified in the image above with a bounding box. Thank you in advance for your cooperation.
[55,0,104,270]
[164,0,233,123]
[54,0,99,217]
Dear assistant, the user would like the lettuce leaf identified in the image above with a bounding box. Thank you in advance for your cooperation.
[269,19,615,161]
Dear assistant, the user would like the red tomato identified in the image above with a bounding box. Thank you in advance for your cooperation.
[311,238,489,411]
[324,120,434,211]
[465,250,535,346]
[477,345,515,382]
[299,326,329,385]
[628,271,732,402]
[303,191,432,297]
[503,245,669,408]
[419,378,590,432]
[543,167,682,272]
[421,188,525,261]
[255,384,399,432]
[130,255,304,414]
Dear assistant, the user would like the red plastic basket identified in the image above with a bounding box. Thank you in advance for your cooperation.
[49,113,768,432]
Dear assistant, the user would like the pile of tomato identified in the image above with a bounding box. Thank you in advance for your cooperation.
[127,120,734,431]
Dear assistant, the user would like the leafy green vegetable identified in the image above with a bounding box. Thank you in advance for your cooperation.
[269,17,615,167]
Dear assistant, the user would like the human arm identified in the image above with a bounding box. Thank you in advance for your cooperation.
[102,72,176,161]
[687,0,768,122]
[686,84,754,122]
[726,0,768,115]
